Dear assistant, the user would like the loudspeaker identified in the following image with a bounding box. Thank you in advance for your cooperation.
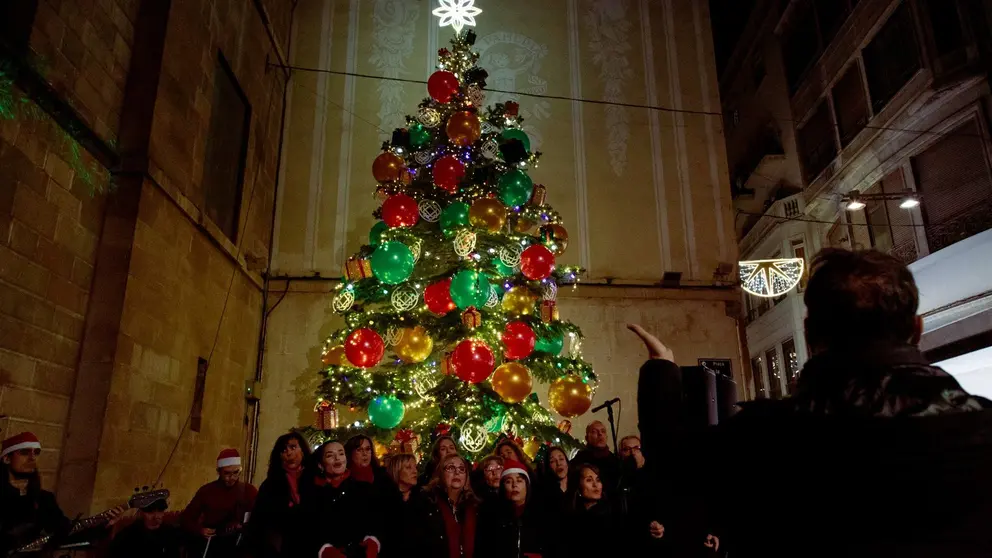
[716,373,739,423]
[681,366,718,428]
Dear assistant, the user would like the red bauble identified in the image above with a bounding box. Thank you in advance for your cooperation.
[520,244,556,280]
[427,71,460,103]
[432,155,466,194]
[451,339,495,384]
[502,321,536,360]
[382,194,419,227]
[345,328,385,368]
[425,278,457,315]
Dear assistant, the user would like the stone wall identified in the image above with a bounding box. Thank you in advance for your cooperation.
[0,104,107,490]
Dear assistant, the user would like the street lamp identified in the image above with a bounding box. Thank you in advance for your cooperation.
[844,193,866,211]
[899,192,921,209]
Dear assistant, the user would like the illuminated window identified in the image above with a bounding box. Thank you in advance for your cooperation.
[782,339,800,395]
[765,348,783,399]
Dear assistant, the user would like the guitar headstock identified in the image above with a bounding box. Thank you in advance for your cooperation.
[128,488,170,510]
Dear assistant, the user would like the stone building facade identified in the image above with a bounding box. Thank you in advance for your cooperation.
[0,0,292,514]
[722,0,992,400]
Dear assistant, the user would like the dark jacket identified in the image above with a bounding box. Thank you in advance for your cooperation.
[0,482,70,557]
[240,473,304,558]
[381,486,446,558]
[616,464,669,556]
[107,522,182,558]
[475,500,544,558]
[562,500,619,558]
[638,345,992,558]
[298,474,379,557]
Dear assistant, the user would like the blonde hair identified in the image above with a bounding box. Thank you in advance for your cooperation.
[383,452,417,486]
[425,454,478,503]
[479,454,504,471]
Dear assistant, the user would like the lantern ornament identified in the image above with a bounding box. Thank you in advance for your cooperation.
[739,258,805,298]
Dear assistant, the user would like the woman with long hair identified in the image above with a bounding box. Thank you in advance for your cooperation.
[471,455,503,505]
[424,454,478,558]
[418,435,459,486]
[300,440,381,558]
[240,431,311,557]
[476,459,544,558]
[563,463,617,557]
[380,453,433,557]
[494,439,534,480]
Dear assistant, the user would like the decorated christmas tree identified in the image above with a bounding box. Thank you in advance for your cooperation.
[304,4,596,461]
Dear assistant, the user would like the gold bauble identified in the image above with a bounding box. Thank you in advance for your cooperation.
[374,440,390,459]
[446,111,482,147]
[321,345,348,367]
[469,198,507,232]
[514,216,537,233]
[372,152,406,183]
[394,325,434,363]
[540,224,569,255]
[548,375,593,418]
[522,437,541,460]
[491,362,533,403]
[501,286,538,316]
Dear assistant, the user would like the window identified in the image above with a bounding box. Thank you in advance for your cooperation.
[881,169,918,263]
[203,53,251,242]
[862,2,921,114]
[865,184,894,253]
[814,0,851,46]
[752,356,766,399]
[191,358,208,432]
[752,53,766,88]
[765,348,783,399]
[782,339,800,395]
[797,101,838,182]
[832,63,870,147]
[782,2,820,92]
[912,119,992,252]
[791,238,809,291]
[925,0,966,57]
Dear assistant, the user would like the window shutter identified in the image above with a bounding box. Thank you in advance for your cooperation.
[913,120,992,252]
[881,169,918,263]
[832,63,869,147]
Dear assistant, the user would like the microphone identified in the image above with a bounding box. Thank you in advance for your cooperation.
[591,397,620,413]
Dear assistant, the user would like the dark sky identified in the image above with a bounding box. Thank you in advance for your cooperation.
[709,0,758,75]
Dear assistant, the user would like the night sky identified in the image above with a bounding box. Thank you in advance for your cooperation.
[709,0,758,75]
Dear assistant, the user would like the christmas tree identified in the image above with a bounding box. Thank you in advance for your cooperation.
[304,8,596,461]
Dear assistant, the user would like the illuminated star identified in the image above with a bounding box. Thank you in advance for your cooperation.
[432,0,483,35]
[739,258,805,298]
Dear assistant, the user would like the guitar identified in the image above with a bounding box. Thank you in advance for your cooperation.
[8,488,170,556]
[188,512,250,558]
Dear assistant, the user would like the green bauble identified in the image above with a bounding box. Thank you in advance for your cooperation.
[498,169,533,208]
[369,221,388,246]
[410,123,431,148]
[493,259,515,277]
[370,241,415,285]
[450,270,491,309]
[440,201,471,238]
[535,333,564,355]
[502,128,531,152]
[368,395,405,428]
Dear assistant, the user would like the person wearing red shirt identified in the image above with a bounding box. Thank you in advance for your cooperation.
[181,449,257,558]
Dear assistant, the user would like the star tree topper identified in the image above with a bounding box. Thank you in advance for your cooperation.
[433,0,483,35]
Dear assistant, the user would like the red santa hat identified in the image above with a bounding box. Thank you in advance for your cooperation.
[500,459,529,482]
[2,432,41,458]
[217,448,241,468]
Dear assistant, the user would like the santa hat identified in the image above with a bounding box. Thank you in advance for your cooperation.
[500,459,529,482]
[2,432,41,458]
[217,448,241,468]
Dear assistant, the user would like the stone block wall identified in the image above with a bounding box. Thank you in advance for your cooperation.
[0,106,107,490]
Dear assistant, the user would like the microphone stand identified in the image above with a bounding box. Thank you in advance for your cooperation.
[600,399,619,456]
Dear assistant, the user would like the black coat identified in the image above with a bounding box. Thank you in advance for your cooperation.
[570,448,621,494]
[240,474,304,558]
[638,345,992,558]
[297,475,379,557]
[475,500,544,558]
[0,484,69,557]
[615,465,669,556]
[107,523,182,558]
[561,500,619,558]
[381,486,447,558]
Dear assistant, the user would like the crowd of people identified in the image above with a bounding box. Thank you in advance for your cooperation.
[3,248,992,557]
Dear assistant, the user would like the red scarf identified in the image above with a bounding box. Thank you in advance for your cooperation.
[284,464,302,506]
[437,492,475,558]
[349,463,375,484]
[314,469,351,489]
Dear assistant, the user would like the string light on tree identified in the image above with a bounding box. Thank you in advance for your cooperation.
[300,6,595,455]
